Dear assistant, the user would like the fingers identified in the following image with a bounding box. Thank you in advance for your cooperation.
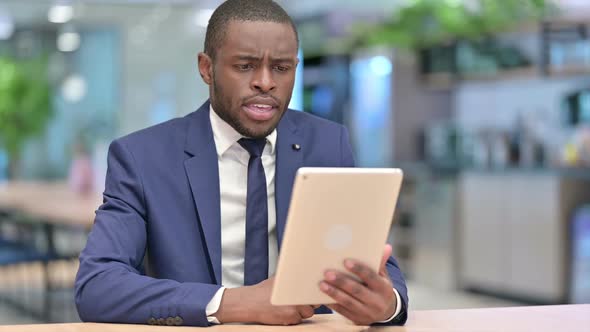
[322,270,380,306]
[327,304,356,321]
[276,305,312,325]
[274,307,304,326]
[319,281,373,319]
[278,313,301,326]
[379,244,393,276]
[318,245,398,325]
[343,259,391,293]
[296,305,315,319]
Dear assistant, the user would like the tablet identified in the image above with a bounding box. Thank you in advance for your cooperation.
[271,167,403,305]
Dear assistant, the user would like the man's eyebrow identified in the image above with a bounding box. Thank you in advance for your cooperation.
[271,57,296,63]
[232,55,261,61]
[231,54,296,63]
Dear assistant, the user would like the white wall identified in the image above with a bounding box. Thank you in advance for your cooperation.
[2,1,211,135]
[75,3,209,135]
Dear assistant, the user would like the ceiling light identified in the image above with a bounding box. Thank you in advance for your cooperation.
[369,56,393,76]
[0,11,14,40]
[57,31,80,52]
[48,4,74,24]
[61,74,87,103]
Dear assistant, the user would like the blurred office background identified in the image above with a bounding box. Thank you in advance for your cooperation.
[1,0,590,324]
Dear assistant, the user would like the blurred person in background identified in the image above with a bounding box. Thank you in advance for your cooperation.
[68,140,94,195]
[74,0,408,327]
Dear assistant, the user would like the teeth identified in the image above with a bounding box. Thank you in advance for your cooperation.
[253,104,272,108]
[247,104,273,113]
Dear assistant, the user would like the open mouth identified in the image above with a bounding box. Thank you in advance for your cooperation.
[242,103,278,121]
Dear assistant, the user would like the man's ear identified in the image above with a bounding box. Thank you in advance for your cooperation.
[198,52,213,85]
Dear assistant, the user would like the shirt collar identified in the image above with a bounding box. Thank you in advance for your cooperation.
[209,105,277,157]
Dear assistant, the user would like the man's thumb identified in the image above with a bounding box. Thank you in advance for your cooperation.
[379,244,393,276]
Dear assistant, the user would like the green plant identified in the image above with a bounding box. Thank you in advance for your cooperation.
[355,0,554,49]
[0,57,53,173]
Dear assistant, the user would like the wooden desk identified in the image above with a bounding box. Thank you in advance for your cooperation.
[0,181,101,321]
[0,305,588,332]
[0,181,101,229]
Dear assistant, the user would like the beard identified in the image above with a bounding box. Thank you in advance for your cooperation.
[209,73,290,139]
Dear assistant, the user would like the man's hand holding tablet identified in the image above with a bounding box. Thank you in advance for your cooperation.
[271,168,405,325]
[320,244,397,324]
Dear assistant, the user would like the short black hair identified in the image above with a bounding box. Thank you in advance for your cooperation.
[204,0,299,60]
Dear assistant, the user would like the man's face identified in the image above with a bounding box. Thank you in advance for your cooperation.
[199,20,299,139]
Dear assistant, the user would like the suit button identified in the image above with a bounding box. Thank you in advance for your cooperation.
[147,318,156,325]
[174,316,183,326]
[166,317,175,326]
[157,318,166,325]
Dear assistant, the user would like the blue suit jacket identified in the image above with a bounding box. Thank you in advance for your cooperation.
[75,102,408,326]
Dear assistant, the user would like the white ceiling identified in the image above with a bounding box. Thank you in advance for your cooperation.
[0,0,402,26]
[2,0,588,28]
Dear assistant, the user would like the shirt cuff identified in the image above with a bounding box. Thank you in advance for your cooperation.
[206,287,226,324]
[376,288,402,323]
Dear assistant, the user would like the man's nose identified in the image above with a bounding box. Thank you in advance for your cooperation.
[251,67,276,93]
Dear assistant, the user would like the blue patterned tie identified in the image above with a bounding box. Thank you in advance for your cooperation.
[238,138,269,285]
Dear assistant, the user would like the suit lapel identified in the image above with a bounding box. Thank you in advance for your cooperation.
[184,101,222,284]
[275,111,303,251]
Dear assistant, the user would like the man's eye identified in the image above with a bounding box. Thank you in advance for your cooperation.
[235,64,254,71]
[274,65,290,72]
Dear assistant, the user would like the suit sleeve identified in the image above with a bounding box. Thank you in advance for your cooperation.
[339,125,409,326]
[74,139,220,327]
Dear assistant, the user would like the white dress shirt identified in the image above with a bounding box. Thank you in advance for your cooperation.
[204,107,401,324]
